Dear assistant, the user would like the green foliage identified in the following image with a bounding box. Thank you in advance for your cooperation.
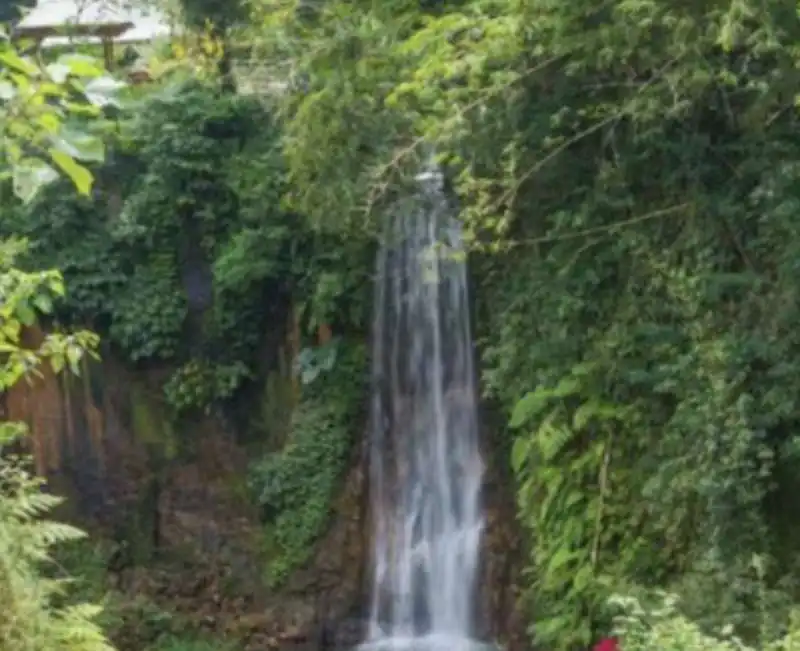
[0,238,99,385]
[510,364,642,649]
[0,431,112,651]
[146,635,240,651]
[2,71,373,421]
[0,32,121,202]
[176,0,248,31]
[52,538,118,614]
[0,245,110,651]
[248,339,366,586]
[50,536,239,651]
[163,359,250,414]
[108,255,188,362]
[4,78,280,361]
[107,594,193,651]
[612,591,800,651]
[250,0,800,647]
[0,30,118,651]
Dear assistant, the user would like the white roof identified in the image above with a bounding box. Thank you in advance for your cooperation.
[17,1,173,44]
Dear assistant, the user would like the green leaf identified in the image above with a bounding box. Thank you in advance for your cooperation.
[52,129,105,162]
[51,354,65,374]
[571,564,594,592]
[36,111,62,134]
[57,53,104,78]
[574,401,623,430]
[15,300,36,326]
[0,48,38,75]
[552,375,581,398]
[32,294,53,314]
[539,420,572,462]
[511,435,530,473]
[82,76,125,107]
[48,149,94,195]
[12,161,59,202]
[547,547,580,573]
[510,388,549,427]
[573,401,596,431]
[0,81,14,100]
[46,62,71,83]
[66,343,83,375]
[534,614,579,639]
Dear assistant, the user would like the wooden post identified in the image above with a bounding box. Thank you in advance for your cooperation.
[102,37,114,69]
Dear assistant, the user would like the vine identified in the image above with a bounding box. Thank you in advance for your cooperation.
[163,359,250,415]
[108,255,188,362]
[248,339,366,587]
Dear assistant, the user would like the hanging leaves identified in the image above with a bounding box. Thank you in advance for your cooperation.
[0,34,121,201]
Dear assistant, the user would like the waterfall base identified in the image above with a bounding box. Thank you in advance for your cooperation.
[356,634,496,651]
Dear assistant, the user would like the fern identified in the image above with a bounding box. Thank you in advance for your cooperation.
[510,364,638,649]
[0,425,114,651]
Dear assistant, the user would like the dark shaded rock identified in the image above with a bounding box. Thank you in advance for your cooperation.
[476,409,528,651]
[313,617,370,651]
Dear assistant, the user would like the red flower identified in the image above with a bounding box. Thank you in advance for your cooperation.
[593,637,619,651]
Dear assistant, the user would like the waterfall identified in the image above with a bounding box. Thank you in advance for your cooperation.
[361,167,486,651]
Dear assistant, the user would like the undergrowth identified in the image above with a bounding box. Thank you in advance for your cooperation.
[248,338,366,586]
[614,592,800,651]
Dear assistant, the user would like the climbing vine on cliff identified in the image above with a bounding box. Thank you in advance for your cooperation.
[5,77,266,414]
[248,339,367,586]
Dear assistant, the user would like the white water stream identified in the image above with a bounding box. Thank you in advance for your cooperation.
[361,168,486,651]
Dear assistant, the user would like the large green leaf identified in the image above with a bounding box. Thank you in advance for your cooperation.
[12,161,59,203]
[52,128,105,163]
[48,149,94,195]
[509,387,550,427]
[511,435,530,472]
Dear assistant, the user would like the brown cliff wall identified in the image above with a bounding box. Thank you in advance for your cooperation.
[2,326,526,651]
[1,325,368,650]
[480,433,529,651]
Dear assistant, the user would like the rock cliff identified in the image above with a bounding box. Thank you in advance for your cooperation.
[2,326,527,651]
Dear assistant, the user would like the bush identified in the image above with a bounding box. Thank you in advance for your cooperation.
[612,593,800,651]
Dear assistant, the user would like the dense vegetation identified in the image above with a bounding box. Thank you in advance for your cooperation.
[4,0,800,650]
[0,31,117,651]
[251,0,800,649]
[1,8,372,650]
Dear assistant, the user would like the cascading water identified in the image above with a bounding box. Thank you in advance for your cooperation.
[360,166,487,651]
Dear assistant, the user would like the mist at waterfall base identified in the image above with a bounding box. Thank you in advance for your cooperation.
[358,170,489,651]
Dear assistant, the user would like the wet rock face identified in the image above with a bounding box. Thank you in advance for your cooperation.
[118,434,370,651]
[477,422,529,651]
[2,336,370,651]
[307,617,370,651]
[3,331,527,651]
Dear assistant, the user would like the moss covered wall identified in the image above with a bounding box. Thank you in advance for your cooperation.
[1,322,371,650]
